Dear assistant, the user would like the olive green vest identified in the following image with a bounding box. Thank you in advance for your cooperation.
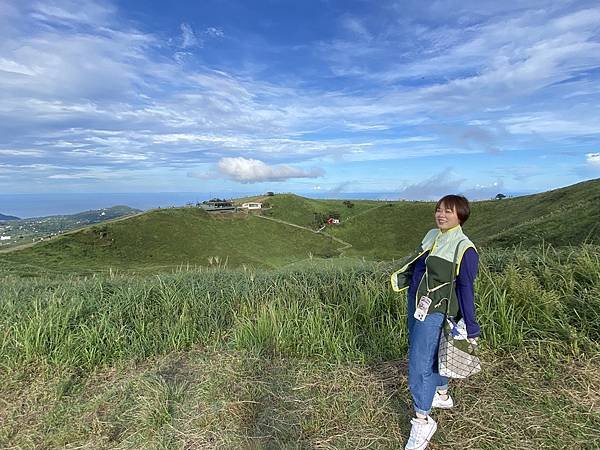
[391,225,476,316]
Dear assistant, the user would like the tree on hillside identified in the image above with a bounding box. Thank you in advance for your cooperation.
[495,193,506,200]
[312,211,338,227]
[343,200,354,208]
[312,212,326,229]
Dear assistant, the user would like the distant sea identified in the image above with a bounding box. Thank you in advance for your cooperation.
[0,192,400,219]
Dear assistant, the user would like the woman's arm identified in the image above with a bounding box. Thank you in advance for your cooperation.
[456,248,480,339]
[407,252,428,303]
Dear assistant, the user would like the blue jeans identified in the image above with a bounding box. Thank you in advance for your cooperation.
[407,298,448,416]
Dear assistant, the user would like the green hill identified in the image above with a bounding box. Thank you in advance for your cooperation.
[2,179,599,275]
[0,205,141,250]
[326,202,433,259]
[0,213,20,221]
[471,179,600,247]
[1,207,340,275]
[325,179,600,258]
[262,193,382,229]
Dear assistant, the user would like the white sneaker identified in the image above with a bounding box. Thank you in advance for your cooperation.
[405,416,437,450]
[432,391,454,409]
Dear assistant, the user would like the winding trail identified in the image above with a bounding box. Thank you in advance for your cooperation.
[254,214,353,254]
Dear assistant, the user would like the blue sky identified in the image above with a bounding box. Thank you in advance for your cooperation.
[1,0,599,200]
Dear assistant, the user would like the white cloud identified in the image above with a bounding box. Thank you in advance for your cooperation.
[31,0,115,26]
[396,169,466,201]
[321,5,600,121]
[340,16,372,41]
[217,157,324,183]
[0,30,153,104]
[462,180,506,200]
[0,57,37,76]
[345,123,390,131]
[586,153,600,166]
[48,173,95,179]
[501,113,600,136]
[0,148,44,156]
[204,27,224,38]
[180,23,199,48]
[396,169,504,200]
[1,0,599,194]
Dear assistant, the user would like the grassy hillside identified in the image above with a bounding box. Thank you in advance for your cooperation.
[0,205,141,250]
[326,178,600,257]
[262,193,383,229]
[1,247,599,448]
[2,181,600,448]
[471,179,600,247]
[327,202,433,259]
[0,207,340,275]
[2,179,599,276]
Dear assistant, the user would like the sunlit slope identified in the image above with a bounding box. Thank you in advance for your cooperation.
[326,202,434,259]
[322,178,600,256]
[470,178,600,247]
[2,208,340,274]
[263,194,382,228]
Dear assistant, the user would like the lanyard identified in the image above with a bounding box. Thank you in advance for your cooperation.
[425,274,450,295]
[424,238,465,296]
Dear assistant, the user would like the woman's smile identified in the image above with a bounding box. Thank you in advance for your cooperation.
[435,202,460,231]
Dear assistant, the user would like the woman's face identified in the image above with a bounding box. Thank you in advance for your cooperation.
[435,201,460,231]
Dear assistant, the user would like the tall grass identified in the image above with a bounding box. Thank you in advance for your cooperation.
[1,245,599,371]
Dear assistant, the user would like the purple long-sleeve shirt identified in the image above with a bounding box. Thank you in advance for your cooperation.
[408,248,480,338]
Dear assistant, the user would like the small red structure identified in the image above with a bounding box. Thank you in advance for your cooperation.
[326,217,340,225]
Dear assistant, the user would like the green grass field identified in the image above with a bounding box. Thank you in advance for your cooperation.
[1,179,600,448]
[1,246,600,448]
[0,207,341,276]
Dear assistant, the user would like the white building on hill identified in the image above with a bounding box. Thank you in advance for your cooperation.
[241,202,262,210]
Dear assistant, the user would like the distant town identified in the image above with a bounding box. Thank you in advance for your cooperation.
[0,194,275,249]
[0,206,141,249]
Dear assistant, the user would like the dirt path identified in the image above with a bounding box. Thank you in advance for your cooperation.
[254,215,353,254]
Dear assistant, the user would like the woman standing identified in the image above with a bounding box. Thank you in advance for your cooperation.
[391,195,480,450]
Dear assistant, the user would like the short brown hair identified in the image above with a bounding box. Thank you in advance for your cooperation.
[435,195,471,225]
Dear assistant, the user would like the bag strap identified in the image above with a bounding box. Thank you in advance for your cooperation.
[444,239,466,317]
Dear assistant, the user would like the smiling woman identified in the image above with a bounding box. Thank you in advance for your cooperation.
[390,194,480,450]
[434,196,470,231]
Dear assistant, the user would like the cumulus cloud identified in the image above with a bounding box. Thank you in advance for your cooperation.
[437,124,503,154]
[217,157,324,183]
[586,153,600,166]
